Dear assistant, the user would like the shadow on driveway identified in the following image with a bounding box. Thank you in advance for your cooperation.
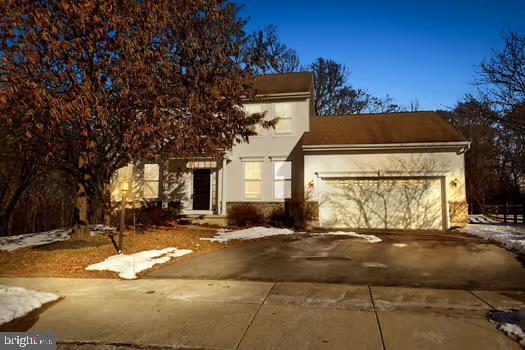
[146,230,525,290]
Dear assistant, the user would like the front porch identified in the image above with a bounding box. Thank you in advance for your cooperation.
[111,157,228,217]
[165,158,227,216]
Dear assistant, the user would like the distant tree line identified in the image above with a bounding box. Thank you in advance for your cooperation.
[252,25,408,115]
[448,33,525,211]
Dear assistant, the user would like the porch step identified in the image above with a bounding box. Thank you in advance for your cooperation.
[176,214,227,227]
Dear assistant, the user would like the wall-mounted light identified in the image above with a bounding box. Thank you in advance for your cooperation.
[450,178,458,188]
[308,180,315,191]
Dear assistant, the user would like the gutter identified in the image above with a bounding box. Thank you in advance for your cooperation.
[241,91,310,101]
[302,141,471,153]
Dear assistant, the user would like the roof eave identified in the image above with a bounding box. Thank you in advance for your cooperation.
[302,141,471,153]
[242,91,311,101]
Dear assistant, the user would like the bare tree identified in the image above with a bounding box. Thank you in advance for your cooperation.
[476,32,525,133]
[306,58,403,116]
[365,94,403,114]
[470,32,525,206]
[408,98,421,112]
[446,97,513,211]
[307,58,371,115]
[250,25,300,74]
[0,128,42,235]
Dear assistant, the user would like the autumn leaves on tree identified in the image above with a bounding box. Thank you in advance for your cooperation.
[0,0,267,238]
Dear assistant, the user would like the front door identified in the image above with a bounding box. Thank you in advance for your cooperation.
[192,169,211,210]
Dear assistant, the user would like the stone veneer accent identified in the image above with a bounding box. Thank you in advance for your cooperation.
[226,201,320,228]
[226,202,284,218]
[449,201,468,228]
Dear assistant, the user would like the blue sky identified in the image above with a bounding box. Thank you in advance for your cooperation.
[237,0,525,110]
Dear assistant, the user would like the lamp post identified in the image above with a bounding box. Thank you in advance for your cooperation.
[119,181,129,254]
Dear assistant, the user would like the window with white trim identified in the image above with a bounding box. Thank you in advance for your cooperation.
[244,103,264,135]
[112,164,133,201]
[143,164,160,199]
[274,103,292,134]
[244,162,262,199]
[118,164,133,182]
[273,161,291,199]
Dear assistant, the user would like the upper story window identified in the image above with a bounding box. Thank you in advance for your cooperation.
[274,103,292,134]
[244,103,264,135]
[143,163,160,199]
[244,161,262,200]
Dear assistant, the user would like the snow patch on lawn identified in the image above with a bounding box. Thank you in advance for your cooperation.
[85,248,192,279]
[0,228,72,251]
[200,227,294,243]
[469,214,500,224]
[362,262,387,268]
[460,219,525,254]
[0,225,117,252]
[313,231,382,243]
[200,227,382,243]
[89,224,117,236]
[0,285,59,325]
[393,243,407,248]
[489,309,525,347]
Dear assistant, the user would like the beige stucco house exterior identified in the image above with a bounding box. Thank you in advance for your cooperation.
[112,72,470,230]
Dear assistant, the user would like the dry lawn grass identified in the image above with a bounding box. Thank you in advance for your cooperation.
[0,225,227,279]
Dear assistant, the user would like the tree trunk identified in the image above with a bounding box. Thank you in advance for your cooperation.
[103,181,112,226]
[0,214,8,236]
[0,177,33,236]
[72,145,94,240]
[73,181,90,239]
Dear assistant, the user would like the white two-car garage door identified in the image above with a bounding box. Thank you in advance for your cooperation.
[319,177,445,230]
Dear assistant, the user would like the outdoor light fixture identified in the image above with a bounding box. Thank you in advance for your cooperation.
[121,181,129,193]
[450,178,458,188]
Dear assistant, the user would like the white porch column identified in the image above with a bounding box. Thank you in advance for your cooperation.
[220,158,227,216]
[217,163,223,215]
[161,159,169,209]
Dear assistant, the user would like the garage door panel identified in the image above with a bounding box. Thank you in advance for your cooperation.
[319,178,443,230]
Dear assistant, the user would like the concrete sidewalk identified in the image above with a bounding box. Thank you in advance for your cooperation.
[1,278,523,349]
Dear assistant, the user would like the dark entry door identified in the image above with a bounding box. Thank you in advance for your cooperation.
[192,169,211,210]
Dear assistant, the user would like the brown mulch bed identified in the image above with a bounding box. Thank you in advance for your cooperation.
[0,225,227,279]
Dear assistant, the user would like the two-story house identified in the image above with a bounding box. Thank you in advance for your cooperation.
[112,72,470,230]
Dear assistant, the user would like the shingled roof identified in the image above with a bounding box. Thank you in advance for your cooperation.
[303,112,467,146]
[251,72,313,95]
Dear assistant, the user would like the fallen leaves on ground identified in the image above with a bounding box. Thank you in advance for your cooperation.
[0,226,224,279]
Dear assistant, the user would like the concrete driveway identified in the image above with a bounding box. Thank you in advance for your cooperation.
[2,277,523,350]
[146,230,525,290]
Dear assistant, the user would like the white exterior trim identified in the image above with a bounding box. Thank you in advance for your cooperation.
[240,156,266,161]
[220,158,227,215]
[182,210,214,215]
[242,91,310,100]
[303,141,471,152]
[269,155,289,161]
[315,170,450,178]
